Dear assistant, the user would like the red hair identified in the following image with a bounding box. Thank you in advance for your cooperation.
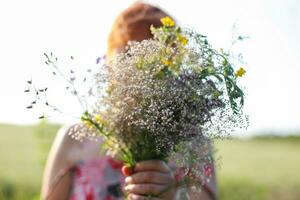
[107,2,173,57]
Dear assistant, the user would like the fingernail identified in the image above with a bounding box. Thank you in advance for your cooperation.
[124,185,129,191]
[125,176,130,183]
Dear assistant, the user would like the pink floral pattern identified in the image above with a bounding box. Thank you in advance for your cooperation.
[68,156,216,200]
[69,156,125,200]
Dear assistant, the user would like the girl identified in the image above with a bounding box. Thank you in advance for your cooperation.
[41,3,217,200]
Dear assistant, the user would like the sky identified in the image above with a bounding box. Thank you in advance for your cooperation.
[0,0,299,136]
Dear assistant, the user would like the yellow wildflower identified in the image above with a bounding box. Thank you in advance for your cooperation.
[83,119,94,129]
[178,35,188,45]
[95,114,106,125]
[94,114,101,122]
[163,60,172,66]
[235,67,246,77]
[104,139,115,148]
[161,16,175,27]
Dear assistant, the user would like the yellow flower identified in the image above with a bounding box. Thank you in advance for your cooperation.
[161,16,175,27]
[235,67,246,77]
[105,139,115,148]
[178,35,188,45]
[95,114,107,126]
[83,119,94,129]
[163,60,172,66]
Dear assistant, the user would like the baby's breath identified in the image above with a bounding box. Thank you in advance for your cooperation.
[27,17,248,191]
[84,20,248,187]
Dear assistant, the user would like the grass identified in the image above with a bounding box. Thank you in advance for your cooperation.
[0,123,299,199]
[0,122,60,200]
[216,139,300,200]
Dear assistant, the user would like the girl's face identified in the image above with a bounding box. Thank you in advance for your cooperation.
[108,26,154,60]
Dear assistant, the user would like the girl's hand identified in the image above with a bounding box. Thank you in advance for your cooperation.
[123,160,177,200]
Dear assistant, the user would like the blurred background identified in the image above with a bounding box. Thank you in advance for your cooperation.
[0,0,299,199]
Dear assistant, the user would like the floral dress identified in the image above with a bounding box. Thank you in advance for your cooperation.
[67,156,217,200]
[69,156,125,200]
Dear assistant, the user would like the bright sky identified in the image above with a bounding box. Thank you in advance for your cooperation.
[0,0,299,136]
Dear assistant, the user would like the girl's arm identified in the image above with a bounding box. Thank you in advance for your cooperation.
[41,126,77,200]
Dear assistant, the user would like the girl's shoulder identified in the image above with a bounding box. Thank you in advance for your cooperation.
[52,124,104,165]
[41,124,105,199]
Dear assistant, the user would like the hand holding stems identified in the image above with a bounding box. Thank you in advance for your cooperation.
[122,160,178,200]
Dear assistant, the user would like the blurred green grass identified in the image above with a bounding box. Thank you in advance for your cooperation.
[216,138,300,200]
[0,123,299,200]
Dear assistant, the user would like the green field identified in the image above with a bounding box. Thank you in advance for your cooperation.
[0,123,300,200]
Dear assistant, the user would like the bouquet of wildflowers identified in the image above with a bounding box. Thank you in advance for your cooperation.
[26,16,247,190]
[79,16,247,186]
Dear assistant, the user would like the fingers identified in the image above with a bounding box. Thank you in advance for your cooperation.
[124,161,177,199]
[125,183,166,196]
[125,171,174,185]
[134,160,171,173]
[128,193,161,200]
